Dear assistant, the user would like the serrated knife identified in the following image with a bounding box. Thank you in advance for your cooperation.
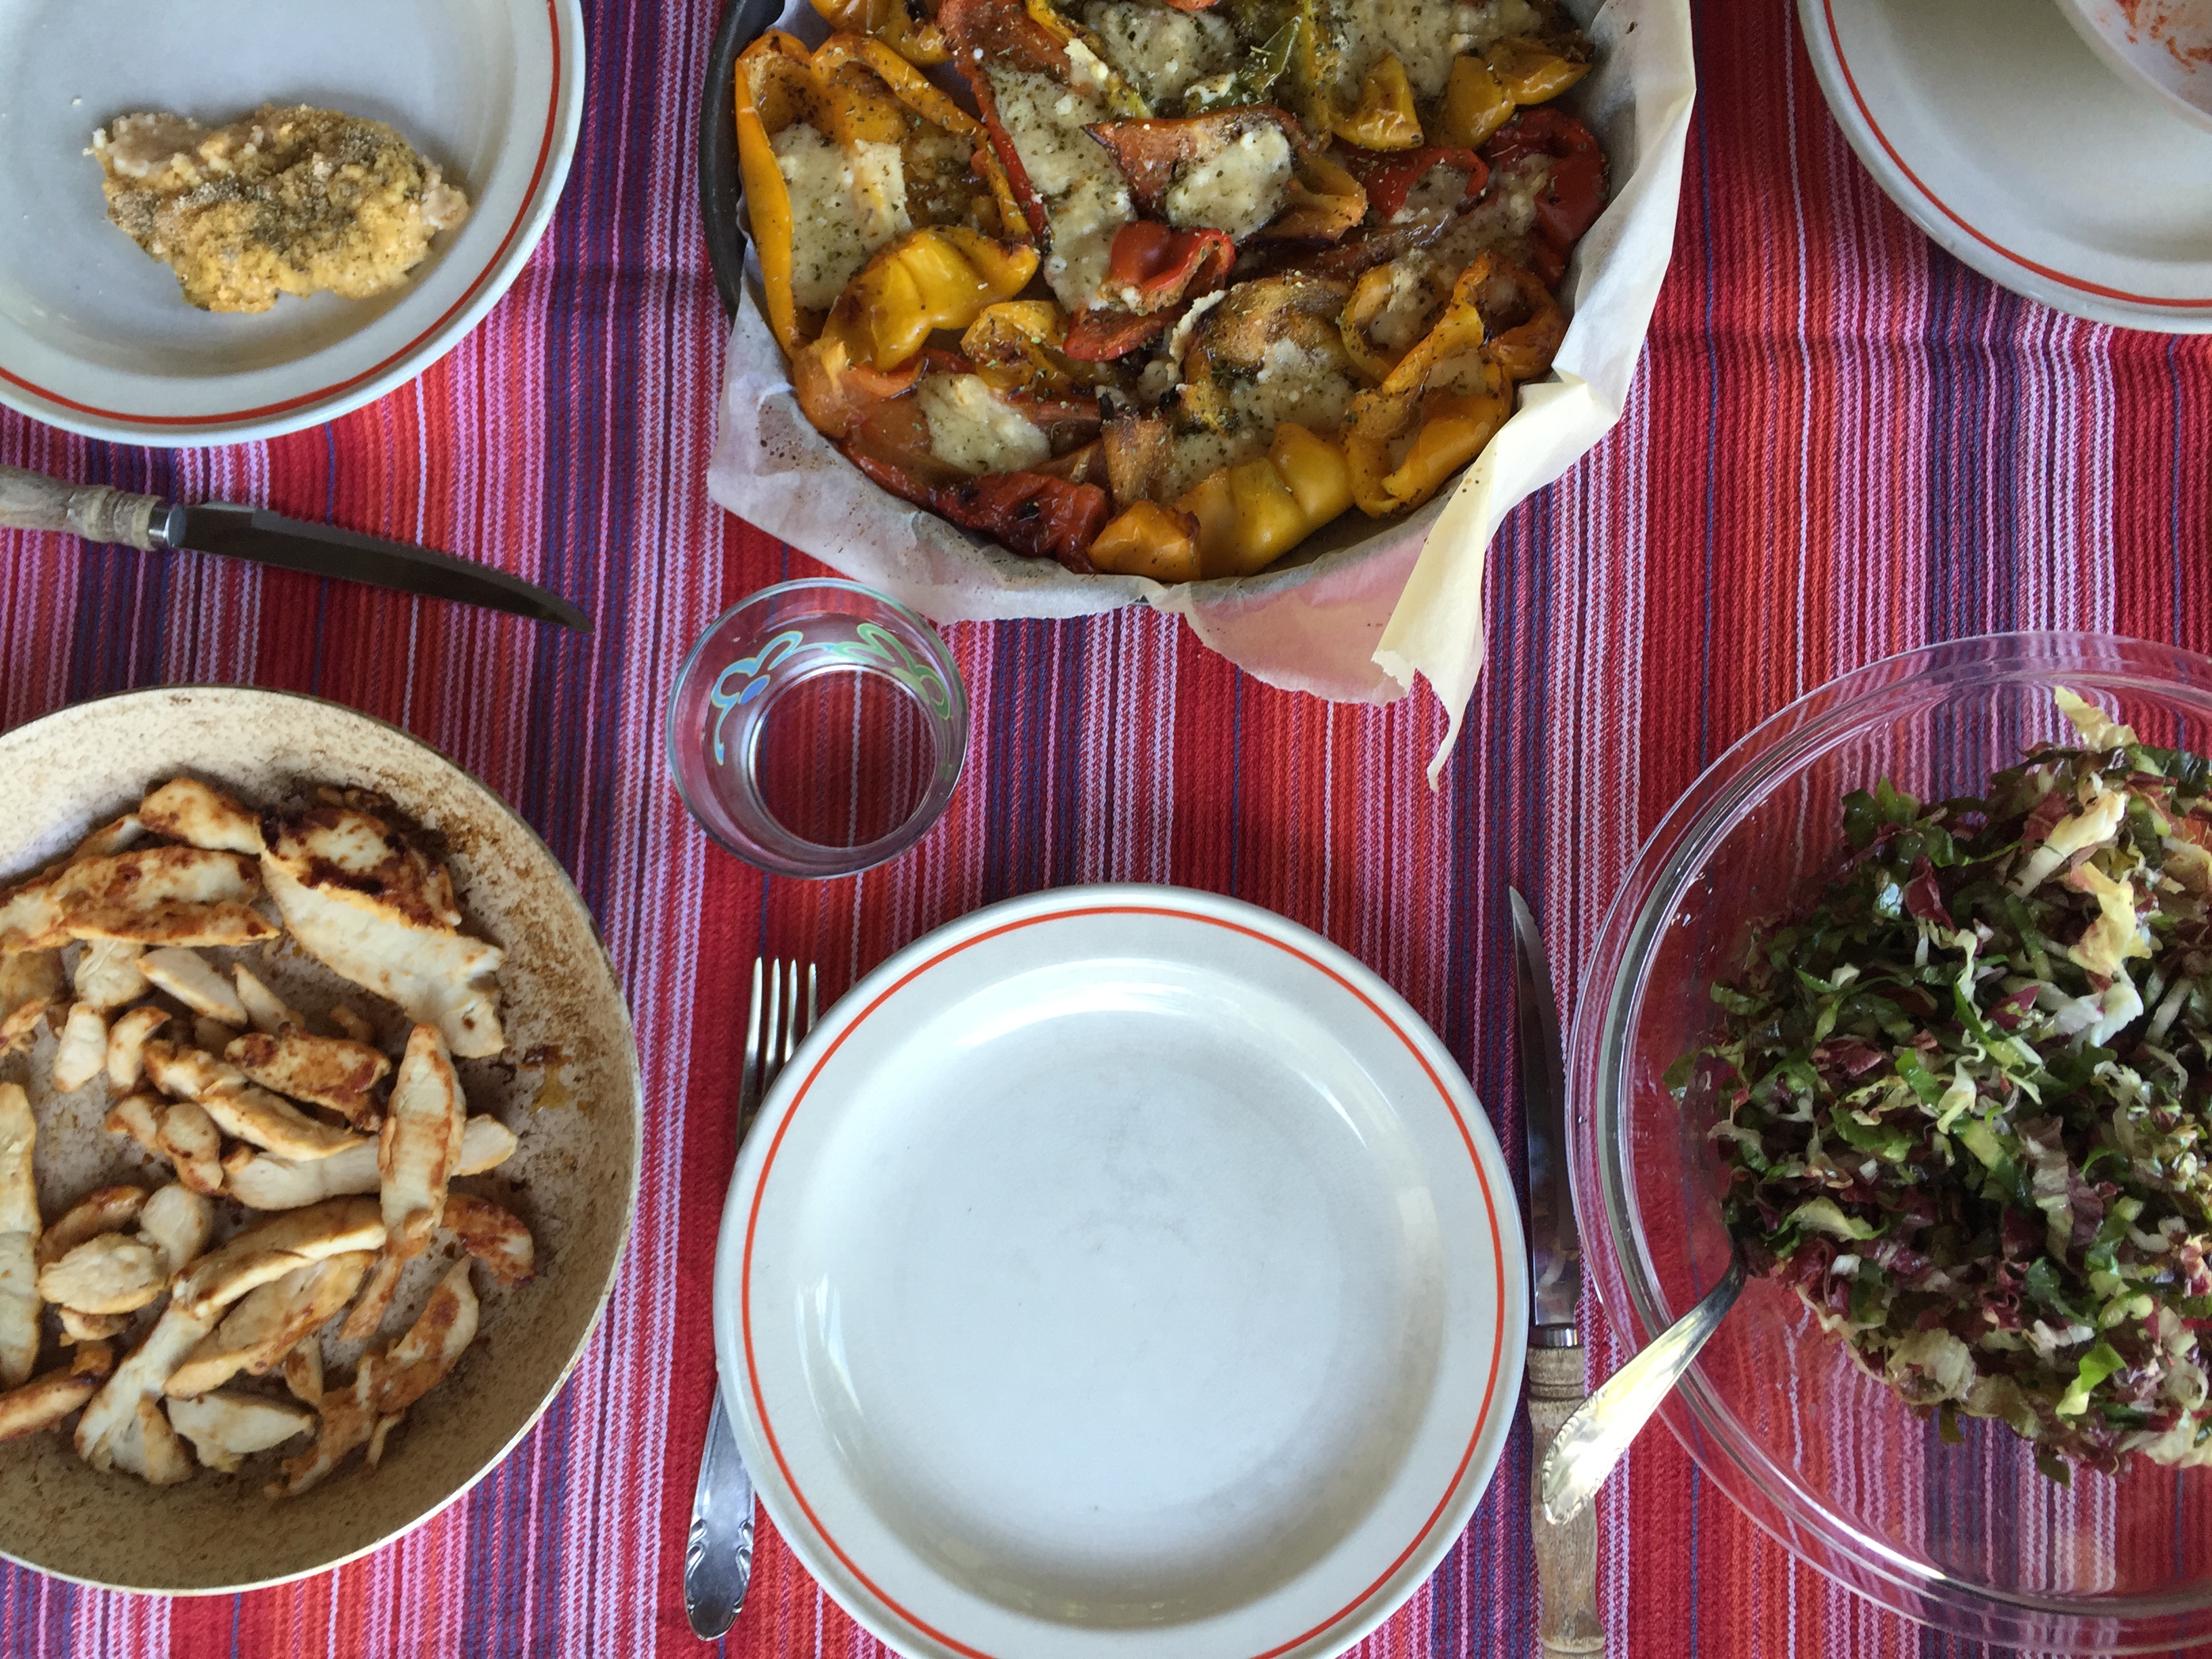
[0,464,589,631]
[1510,887,1605,1658]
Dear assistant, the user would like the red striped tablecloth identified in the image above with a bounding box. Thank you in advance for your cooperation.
[2,0,2208,1651]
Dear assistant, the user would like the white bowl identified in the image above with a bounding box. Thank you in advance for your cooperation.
[2055,0,2212,134]
[0,0,585,446]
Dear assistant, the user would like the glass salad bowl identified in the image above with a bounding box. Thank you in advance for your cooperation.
[1570,632,2212,1652]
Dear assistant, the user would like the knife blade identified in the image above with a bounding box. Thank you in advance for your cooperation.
[0,464,589,632]
[1510,886,1605,1659]
[1511,886,1580,1340]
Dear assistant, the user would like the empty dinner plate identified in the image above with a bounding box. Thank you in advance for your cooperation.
[715,886,1526,1659]
[0,0,583,444]
[1801,0,2212,331]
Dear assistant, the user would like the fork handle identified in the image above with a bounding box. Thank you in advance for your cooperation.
[1528,1343,1605,1656]
[683,1387,758,1639]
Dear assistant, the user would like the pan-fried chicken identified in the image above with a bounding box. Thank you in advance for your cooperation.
[262,808,504,1057]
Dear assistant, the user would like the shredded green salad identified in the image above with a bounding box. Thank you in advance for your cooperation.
[1676,690,2212,1481]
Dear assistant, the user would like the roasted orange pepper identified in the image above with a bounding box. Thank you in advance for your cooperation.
[1331,54,1422,150]
[1343,252,1557,514]
[809,0,951,64]
[820,228,1040,372]
[1089,501,1203,581]
[1264,151,1368,242]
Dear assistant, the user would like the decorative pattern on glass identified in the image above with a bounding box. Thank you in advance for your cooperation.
[708,622,957,765]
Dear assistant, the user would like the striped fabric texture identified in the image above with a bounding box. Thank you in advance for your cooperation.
[1,0,2208,1652]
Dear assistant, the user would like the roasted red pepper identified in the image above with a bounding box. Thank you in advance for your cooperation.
[1338,146,1489,222]
[1482,109,1606,279]
[1102,221,1235,313]
[1063,307,1176,361]
[851,453,1112,571]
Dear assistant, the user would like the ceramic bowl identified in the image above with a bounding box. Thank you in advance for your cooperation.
[0,686,640,1593]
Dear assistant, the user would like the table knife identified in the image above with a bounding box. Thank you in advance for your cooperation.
[1510,888,1606,1658]
[0,464,590,632]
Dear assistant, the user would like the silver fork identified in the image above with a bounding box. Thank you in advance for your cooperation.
[684,958,818,1641]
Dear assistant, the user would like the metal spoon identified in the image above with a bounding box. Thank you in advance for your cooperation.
[1538,1247,1748,1525]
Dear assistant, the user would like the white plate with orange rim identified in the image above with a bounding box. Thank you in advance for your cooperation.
[0,0,583,446]
[714,886,1525,1659]
[1800,0,2212,332]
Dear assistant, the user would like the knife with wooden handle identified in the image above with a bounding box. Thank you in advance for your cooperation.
[0,463,590,630]
[1511,888,1606,1658]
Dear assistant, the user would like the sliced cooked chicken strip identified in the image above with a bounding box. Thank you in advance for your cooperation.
[105,1005,170,1089]
[60,1307,129,1343]
[5,847,276,951]
[442,1192,535,1286]
[35,1185,148,1270]
[0,1355,111,1443]
[0,1084,39,1389]
[38,1234,165,1315]
[155,1099,226,1196]
[173,1197,384,1320]
[228,1029,389,1126]
[137,779,265,856]
[226,1113,516,1210]
[232,966,303,1036]
[167,1391,313,1473]
[137,1183,214,1277]
[71,938,146,1009]
[0,949,62,1054]
[75,1299,218,1472]
[51,1002,108,1092]
[260,810,503,1057]
[139,947,248,1025]
[282,1338,323,1407]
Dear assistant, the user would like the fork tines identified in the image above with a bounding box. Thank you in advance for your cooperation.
[741,958,819,1132]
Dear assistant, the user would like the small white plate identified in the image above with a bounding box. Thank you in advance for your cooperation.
[715,886,1526,1659]
[1800,0,2212,332]
[0,0,583,445]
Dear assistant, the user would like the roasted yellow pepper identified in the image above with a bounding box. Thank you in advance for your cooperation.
[1435,54,1514,149]
[810,0,951,64]
[1172,424,1356,579]
[734,35,830,352]
[821,228,1040,371]
[1484,36,1591,104]
[1332,54,1422,150]
[1435,37,1589,150]
[735,31,1028,353]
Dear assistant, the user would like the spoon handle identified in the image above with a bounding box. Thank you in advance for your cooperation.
[1539,1254,1748,1526]
[1526,1343,1605,1657]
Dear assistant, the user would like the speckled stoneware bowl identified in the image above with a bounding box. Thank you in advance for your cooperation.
[0,686,641,1594]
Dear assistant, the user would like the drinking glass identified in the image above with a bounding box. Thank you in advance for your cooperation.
[668,579,967,878]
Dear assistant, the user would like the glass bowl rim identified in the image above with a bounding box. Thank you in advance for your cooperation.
[1565,629,2212,1649]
